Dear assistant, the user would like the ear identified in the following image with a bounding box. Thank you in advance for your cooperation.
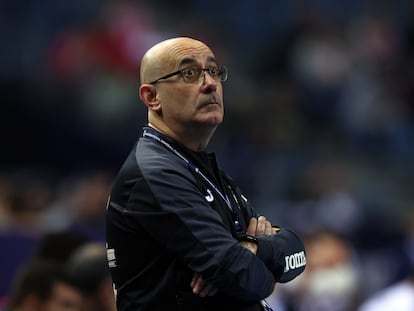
[139,84,161,111]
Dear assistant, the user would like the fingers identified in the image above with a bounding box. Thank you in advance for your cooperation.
[265,219,274,235]
[191,273,218,297]
[254,216,274,236]
[199,282,218,297]
[256,216,267,235]
[246,217,258,236]
[191,273,201,288]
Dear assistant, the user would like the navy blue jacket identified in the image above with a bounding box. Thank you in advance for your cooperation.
[106,127,305,311]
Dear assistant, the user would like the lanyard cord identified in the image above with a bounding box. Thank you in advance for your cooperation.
[142,128,242,231]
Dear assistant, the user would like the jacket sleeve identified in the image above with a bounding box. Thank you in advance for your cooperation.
[223,172,307,283]
[256,229,306,283]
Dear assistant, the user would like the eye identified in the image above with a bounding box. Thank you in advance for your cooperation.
[182,67,202,82]
[183,67,197,78]
[208,67,219,76]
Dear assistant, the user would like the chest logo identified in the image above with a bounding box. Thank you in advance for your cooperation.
[205,189,214,202]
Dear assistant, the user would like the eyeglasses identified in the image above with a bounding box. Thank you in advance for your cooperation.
[149,66,228,84]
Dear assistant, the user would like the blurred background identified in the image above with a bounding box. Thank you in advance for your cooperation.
[1,0,414,310]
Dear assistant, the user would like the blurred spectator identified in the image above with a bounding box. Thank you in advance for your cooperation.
[338,13,407,156]
[46,0,158,80]
[268,230,360,311]
[40,171,113,242]
[1,171,53,235]
[65,242,116,311]
[0,230,89,300]
[357,273,414,311]
[32,231,89,266]
[44,0,160,155]
[284,157,363,238]
[356,209,414,311]
[0,171,55,298]
[6,260,83,311]
[289,20,351,137]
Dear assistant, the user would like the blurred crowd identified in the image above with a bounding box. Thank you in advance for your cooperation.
[1,0,414,310]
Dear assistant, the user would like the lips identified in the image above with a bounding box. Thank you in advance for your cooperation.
[200,100,220,108]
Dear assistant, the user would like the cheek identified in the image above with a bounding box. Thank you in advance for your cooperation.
[166,88,194,107]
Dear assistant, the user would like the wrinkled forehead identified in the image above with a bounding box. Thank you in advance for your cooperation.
[163,40,217,70]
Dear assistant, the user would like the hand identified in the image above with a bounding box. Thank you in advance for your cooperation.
[191,273,218,297]
[247,216,275,236]
[240,216,275,254]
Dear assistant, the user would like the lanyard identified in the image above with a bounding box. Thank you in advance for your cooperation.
[142,127,242,231]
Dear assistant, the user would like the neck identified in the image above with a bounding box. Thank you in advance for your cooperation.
[148,122,215,151]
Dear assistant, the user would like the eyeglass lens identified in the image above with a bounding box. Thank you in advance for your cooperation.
[182,67,227,83]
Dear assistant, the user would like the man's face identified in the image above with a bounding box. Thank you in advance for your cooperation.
[43,282,83,311]
[155,40,224,130]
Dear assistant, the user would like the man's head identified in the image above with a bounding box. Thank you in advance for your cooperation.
[65,243,116,311]
[8,260,82,311]
[139,37,227,150]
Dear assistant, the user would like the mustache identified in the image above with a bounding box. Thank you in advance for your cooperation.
[198,95,222,107]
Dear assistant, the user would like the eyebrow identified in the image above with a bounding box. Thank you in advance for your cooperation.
[178,56,217,68]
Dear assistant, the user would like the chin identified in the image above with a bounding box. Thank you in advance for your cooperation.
[197,115,223,127]
[196,107,224,126]
[207,112,224,125]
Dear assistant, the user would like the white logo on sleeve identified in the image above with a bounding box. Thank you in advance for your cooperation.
[284,251,306,272]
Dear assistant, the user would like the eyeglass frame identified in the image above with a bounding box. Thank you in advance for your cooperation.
[148,66,228,85]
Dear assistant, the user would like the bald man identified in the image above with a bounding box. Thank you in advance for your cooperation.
[106,37,306,311]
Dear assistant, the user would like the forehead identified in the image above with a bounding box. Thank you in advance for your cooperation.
[165,40,217,68]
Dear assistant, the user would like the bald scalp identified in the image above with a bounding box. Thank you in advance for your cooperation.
[139,37,212,84]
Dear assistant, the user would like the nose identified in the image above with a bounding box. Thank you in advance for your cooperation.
[201,71,217,93]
